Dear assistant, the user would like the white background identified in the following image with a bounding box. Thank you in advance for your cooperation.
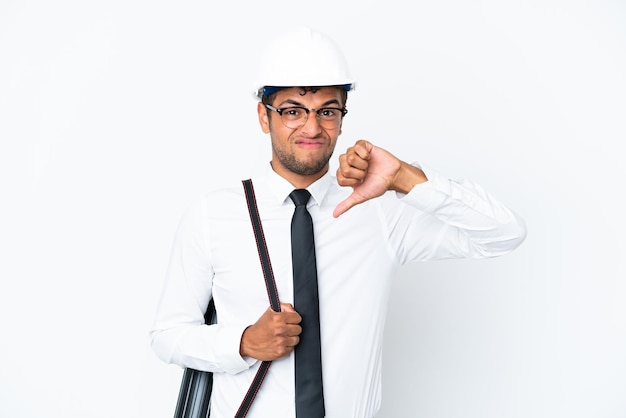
[1,1,625,417]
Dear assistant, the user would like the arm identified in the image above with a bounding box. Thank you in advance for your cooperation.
[150,199,304,373]
[335,139,527,259]
[149,200,252,374]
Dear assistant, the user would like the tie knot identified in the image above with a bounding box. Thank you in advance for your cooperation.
[289,189,311,207]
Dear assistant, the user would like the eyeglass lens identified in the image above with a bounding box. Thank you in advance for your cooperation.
[279,107,344,129]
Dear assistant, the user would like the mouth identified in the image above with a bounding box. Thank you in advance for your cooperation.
[294,138,325,149]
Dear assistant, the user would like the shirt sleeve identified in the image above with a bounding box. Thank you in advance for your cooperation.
[149,197,255,374]
[381,163,527,264]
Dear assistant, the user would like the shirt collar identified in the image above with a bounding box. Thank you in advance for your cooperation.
[265,163,333,208]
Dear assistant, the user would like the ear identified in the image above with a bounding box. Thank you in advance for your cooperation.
[257,102,270,134]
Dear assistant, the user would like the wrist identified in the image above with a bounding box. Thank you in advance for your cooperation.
[239,325,253,357]
[391,162,428,194]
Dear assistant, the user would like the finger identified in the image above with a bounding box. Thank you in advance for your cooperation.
[344,150,369,171]
[338,146,369,173]
[336,176,362,188]
[285,324,302,337]
[337,155,367,185]
[280,303,296,312]
[336,166,365,187]
[333,192,364,218]
[279,305,302,323]
[353,139,372,160]
[283,311,302,324]
[285,335,300,348]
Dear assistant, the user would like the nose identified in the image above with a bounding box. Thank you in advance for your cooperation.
[300,110,323,136]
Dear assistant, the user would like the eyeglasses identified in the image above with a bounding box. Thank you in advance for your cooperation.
[265,104,348,130]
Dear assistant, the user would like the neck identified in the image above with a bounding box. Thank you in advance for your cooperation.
[271,162,328,189]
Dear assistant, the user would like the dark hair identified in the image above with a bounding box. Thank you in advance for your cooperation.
[261,86,348,107]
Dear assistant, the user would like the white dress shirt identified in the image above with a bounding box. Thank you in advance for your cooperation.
[150,164,526,418]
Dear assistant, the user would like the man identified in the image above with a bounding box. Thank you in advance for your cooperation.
[150,26,526,417]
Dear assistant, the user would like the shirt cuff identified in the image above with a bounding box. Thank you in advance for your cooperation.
[216,323,258,374]
[397,164,450,211]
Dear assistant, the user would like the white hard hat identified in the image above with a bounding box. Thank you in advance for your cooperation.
[253,26,356,100]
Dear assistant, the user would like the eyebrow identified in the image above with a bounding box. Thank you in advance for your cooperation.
[277,98,342,108]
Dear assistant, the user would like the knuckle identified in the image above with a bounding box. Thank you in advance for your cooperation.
[273,325,286,337]
[274,342,290,357]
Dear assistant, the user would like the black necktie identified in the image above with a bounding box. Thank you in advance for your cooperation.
[289,189,325,418]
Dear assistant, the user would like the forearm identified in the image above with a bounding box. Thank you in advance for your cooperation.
[150,321,252,374]
[390,164,527,260]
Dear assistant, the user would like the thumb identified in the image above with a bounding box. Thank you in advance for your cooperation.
[333,193,364,218]
[280,303,296,313]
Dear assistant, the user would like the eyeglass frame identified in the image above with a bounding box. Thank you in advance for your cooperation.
[264,104,348,129]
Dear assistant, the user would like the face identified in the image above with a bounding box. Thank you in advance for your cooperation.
[257,87,345,186]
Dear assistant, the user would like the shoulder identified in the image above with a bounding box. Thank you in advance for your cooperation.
[174,179,248,225]
[199,180,250,218]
